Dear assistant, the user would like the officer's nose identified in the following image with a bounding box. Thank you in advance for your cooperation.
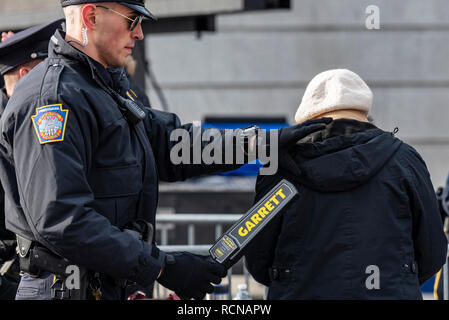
[132,23,144,41]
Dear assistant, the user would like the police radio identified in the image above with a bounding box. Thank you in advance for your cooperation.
[209,179,298,268]
[116,94,147,125]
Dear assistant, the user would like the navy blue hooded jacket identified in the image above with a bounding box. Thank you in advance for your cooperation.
[245,119,447,299]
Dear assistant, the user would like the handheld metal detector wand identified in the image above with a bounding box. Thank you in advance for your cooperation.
[209,179,298,269]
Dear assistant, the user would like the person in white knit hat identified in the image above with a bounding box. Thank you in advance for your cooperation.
[295,68,372,123]
[244,69,446,300]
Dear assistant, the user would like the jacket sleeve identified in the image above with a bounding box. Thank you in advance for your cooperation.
[142,108,242,182]
[1,94,163,286]
[406,148,448,284]
[244,174,284,287]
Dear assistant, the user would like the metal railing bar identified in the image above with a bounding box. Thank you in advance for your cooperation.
[158,245,211,254]
[187,224,195,245]
[215,224,223,240]
[156,214,242,224]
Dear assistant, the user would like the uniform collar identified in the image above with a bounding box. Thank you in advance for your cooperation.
[298,119,378,144]
[49,29,113,88]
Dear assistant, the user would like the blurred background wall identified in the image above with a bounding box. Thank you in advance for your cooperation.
[145,0,449,188]
[0,0,448,187]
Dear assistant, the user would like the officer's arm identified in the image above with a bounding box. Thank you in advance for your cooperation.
[143,108,242,182]
[406,149,448,284]
[6,97,163,287]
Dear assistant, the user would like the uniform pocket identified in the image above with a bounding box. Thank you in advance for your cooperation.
[16,286,39,297]
[89,164,143,198]
[15,272,52,300]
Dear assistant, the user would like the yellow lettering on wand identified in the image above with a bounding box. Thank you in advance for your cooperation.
[237,188,287,238]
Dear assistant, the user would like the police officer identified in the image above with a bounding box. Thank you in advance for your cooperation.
[0,0,330,300]
[0,19,63,300]
[0,19,64,118]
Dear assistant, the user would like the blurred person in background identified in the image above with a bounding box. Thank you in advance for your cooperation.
[245,69,447,299]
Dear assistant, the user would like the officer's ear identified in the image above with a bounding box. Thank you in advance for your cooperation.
[18,67,31,79]
[81,4,97,30]
[17,59,42,80]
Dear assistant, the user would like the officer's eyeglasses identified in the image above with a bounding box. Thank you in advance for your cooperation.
[96,5,144,31]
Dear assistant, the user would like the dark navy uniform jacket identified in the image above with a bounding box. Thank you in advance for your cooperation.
[0,29,240,288]
[245,119,447,299]
[0,88,14,243]
[0,87,19,300]
[0,88,9,240]
[0,87,8,115]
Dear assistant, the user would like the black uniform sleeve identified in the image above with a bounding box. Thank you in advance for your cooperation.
[244,174,283,287]
[406,148,448,284]
[143,108,242,182]
[3,96,162,287]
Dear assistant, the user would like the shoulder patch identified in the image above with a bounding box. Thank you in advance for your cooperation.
[31,104,69,144]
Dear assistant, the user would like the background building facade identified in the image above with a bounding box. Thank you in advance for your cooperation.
[146,0,449,188]
[1,0,448,187]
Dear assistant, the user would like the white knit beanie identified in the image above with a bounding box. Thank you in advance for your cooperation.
[295,69,373,124]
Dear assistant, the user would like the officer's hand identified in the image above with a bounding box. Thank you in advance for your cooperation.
[1,31,14,42]
[157,252,227,300]
[278,118,332,148]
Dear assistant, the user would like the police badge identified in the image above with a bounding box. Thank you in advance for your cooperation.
[31,104,69,144]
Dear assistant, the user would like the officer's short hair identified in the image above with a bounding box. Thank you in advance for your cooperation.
[3,59,42,77]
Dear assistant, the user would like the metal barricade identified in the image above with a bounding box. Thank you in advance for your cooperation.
[154,213,254,300]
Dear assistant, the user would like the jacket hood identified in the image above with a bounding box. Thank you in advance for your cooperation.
[280,119,402,192]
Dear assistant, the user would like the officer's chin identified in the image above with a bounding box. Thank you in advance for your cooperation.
[108,57,128,69]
